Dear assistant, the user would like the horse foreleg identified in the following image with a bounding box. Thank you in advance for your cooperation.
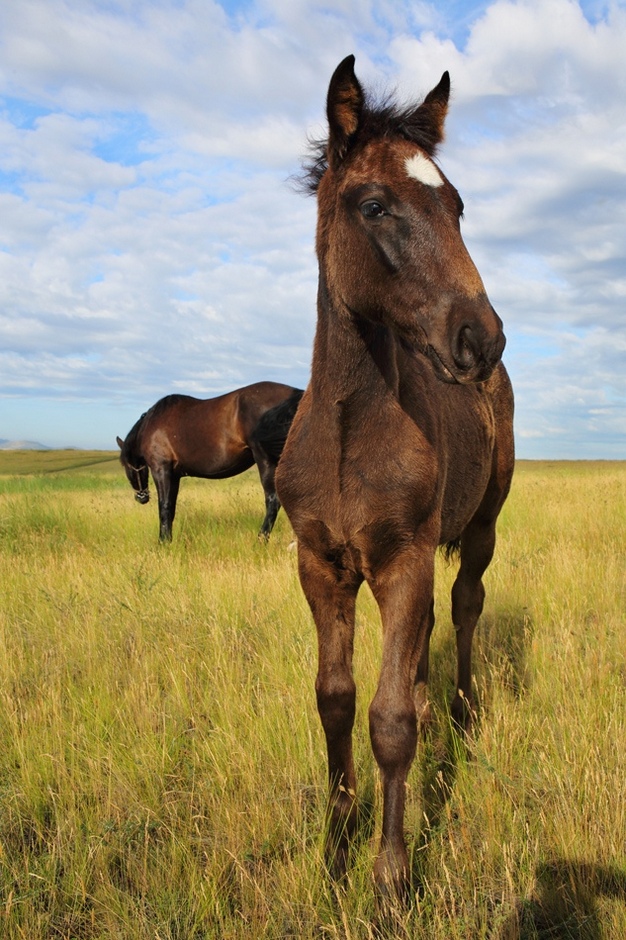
[450,518,497,729]
[153,468,179,542]
[369,549,436,898]
[297,542,360,879]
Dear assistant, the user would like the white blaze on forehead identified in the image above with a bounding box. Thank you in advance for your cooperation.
[405,152,444,188]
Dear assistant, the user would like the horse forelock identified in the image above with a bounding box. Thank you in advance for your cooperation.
[299,93,443,195]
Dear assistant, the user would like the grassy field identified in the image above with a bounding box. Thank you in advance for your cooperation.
[0,452,624,939]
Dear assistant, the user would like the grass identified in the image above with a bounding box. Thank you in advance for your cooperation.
[0,453,624,938]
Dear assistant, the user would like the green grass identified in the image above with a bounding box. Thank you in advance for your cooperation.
[0,453,624,938]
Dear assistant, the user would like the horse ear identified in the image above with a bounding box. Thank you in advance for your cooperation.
[116,436,124,449]
[326,54,364,167]
[412,71,450,151]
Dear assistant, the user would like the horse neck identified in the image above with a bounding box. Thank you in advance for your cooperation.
[310,275,401,408]
[125,421,145,466]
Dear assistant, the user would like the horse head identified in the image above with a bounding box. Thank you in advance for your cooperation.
[116,435,150,503]
[313,55,505,384]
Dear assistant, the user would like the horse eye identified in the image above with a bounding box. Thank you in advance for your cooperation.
[360,200,387,220]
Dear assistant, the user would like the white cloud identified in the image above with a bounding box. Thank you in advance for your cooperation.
[0,0,624,455]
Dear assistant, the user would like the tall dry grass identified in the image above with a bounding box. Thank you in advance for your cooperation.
[0,454,624,938]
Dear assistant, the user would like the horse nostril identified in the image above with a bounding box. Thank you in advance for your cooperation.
[454,326,480,372]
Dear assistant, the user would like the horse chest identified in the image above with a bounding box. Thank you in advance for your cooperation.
[280,400,439,552]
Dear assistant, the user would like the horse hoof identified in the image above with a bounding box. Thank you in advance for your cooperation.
[451,690,475,732]
[373,855,411,907]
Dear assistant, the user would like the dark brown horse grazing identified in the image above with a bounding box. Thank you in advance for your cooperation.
[275,56,514,897]
[117,382,302,542]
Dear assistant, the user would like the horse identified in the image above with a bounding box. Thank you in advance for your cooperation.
[117,381,303,542]
[275,56,514,898]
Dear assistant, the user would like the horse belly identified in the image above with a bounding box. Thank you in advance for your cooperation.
[183,444,253,479]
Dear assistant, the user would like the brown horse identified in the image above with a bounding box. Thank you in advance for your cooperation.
[275,56,514,897]
[117,382,302,542]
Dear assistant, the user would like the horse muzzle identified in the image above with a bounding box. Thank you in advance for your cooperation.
[135,490,150,504]
[426,299,506,385]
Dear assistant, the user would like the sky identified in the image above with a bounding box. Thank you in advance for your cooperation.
[0,0,625,457]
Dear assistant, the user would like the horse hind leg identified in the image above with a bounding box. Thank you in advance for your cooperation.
[450,518,497,729]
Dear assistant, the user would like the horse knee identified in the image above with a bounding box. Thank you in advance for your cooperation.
[316,675,356,741]
[368,699,417,774]
[452,576,485,628]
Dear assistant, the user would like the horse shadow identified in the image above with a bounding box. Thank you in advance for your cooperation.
[499,859,626,939]
[408,607,626,938]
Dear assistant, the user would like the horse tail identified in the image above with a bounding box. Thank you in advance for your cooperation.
[250,389,304,462]
[441,537,461,563]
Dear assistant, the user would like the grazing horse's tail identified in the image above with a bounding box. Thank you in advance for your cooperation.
[442,537,462,562]
[251,389,304,462]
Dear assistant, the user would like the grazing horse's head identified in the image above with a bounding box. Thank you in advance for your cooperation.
[307,55,505,384]
[116,435,150,504]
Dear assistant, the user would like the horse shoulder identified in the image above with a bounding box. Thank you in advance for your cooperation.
[142,424,178,468]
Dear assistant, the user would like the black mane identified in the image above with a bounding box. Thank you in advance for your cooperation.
[299,92,444,195]
[119,411,147,466]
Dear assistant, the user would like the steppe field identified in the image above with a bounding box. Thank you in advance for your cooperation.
[0,451,624,939]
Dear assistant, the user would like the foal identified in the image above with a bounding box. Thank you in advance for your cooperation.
[275,56,514,895]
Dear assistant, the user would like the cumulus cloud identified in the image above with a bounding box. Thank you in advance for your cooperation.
[0,0,624,455]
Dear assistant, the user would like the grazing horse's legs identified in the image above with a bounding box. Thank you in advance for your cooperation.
[368,547,436,896]
[450,517,497,728]
[152,466,180,542]
[297,542,361,877]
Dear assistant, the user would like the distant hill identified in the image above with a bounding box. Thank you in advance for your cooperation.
[0,440,52,451]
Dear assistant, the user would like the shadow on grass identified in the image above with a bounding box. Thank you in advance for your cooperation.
[499,859,626,940]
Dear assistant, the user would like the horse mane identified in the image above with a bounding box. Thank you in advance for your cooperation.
[120,411,147,466]
[299,91,444,195]
[148,394,188,418]
[250,389,304,462]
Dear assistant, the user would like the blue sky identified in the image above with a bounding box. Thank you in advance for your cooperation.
[0,0,625,457]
